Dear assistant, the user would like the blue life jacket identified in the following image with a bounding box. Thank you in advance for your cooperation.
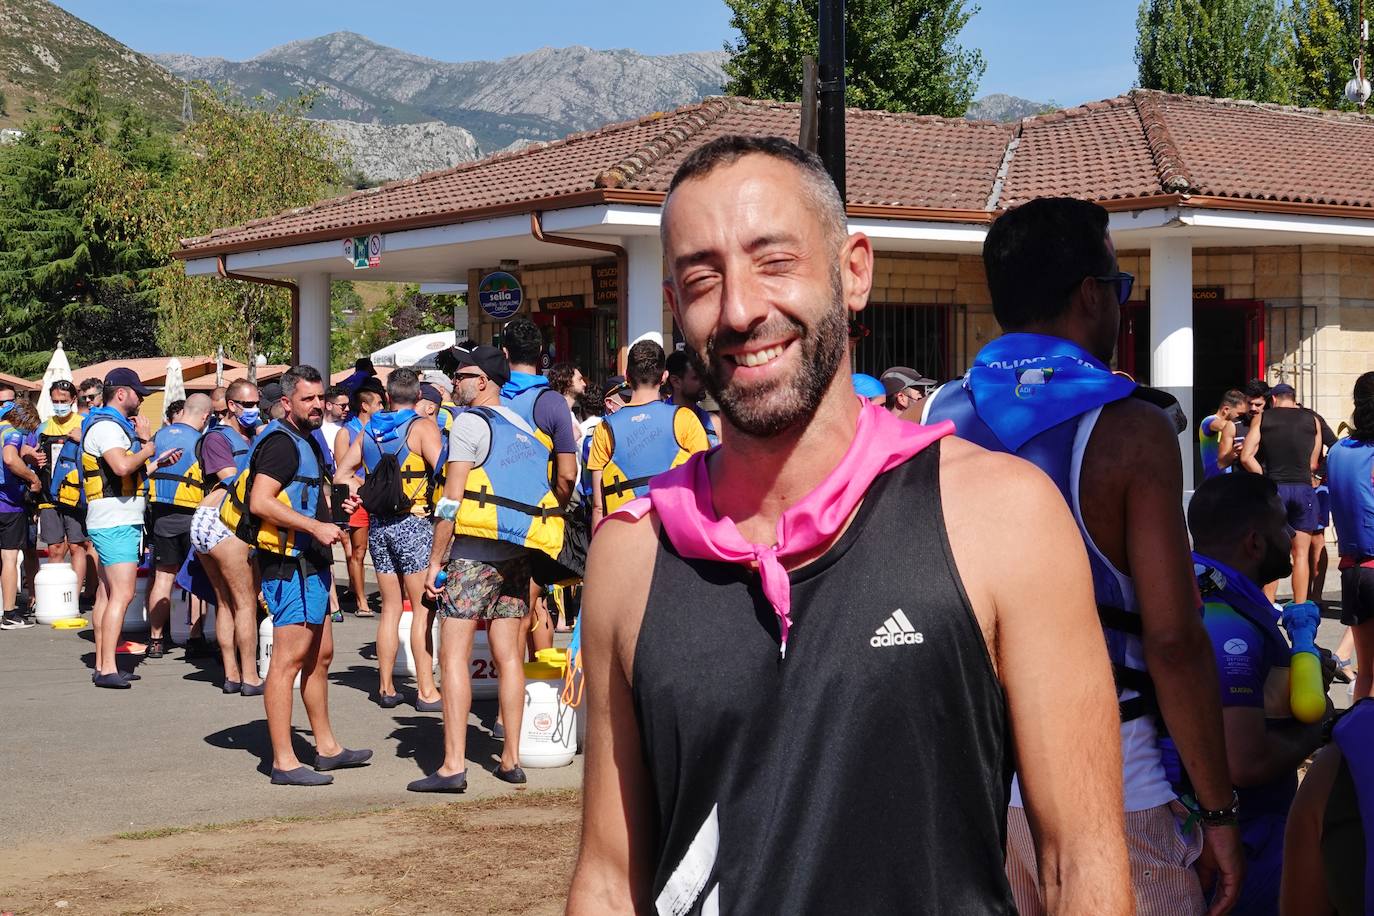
[451,406,563,559]
[48,436,85,508]
[597,400,702,514]
[1327,437,1374,559]
[146,422,207,508]
[669,397,719,447]
[438,403,459,434]
[0,420,26,503]
[79,407,144,502]
[344,416,365,480]
[360,409,433,513]
[504,381,562,449]
[218,419,323,557]
[1333,698,1374,914]
[926,379,1156,722]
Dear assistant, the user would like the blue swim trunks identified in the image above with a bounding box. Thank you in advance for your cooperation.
[88,524,143,566]
[262,567,333,627]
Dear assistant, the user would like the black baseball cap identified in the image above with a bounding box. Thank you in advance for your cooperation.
[103,368,152,398]
[418,383,443,405]
[1270,383,1296,397]
[357,377,386,398]
[456,345,510,387]
[260,382,283,402]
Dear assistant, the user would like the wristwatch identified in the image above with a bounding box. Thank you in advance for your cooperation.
[1192,790,1241,828]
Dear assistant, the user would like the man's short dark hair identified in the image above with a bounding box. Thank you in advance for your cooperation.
[325,385,347,402]
[78,377,102,394]
[1188,471,1280,547]
[387,367,420,406]
[1244,379,1270,399]
[547,362,578,395]
[502,318,543,366]
[666,349,692,379]
[280,365,323,397]
[983,197,1113,330]
[164,399,185,423]
[49,379,77,398]
[1220,389,1246,410]
[627,340,666,389]
[666,135,846,251]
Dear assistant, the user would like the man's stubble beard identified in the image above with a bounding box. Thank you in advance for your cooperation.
[691,270,848,439]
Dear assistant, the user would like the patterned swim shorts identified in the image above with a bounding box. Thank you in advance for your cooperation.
[190,504,233,555]
[439,555,531,621]
[367,513,433,576]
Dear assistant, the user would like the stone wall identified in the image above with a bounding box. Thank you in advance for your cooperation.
[466,260,601,346]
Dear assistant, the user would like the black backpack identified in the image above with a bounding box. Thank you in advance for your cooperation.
[358,452,413,518]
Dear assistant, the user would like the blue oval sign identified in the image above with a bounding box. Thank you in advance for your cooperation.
[478,271,523,320]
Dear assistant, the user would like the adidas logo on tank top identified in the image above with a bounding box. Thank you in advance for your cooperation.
[871,609,924,648]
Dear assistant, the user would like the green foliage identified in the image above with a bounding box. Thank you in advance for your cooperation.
[1290,0,1373,107]
[722,0,985,116]
[1136,0,1295,102]
[330,281,364,372]
[334,283,461,368]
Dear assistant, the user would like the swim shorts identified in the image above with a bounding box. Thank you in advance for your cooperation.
[190,504,233,555]
[262,566,332,627]
[39,506,87,546]
[88,524,142,566]
[367,513,432,576]
[1341,565,1374,626]
[1276,482,1319,533]
[439,555,530,621]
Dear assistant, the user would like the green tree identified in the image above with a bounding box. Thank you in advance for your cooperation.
[1136,0,1294,102]
[91,85,347,364]
[1291,0,1372,107]
[331,280,364,372]
[334,283,460,366]
[723,0,985,116]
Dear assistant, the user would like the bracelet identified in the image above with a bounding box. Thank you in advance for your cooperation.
[1183,790,1240,829]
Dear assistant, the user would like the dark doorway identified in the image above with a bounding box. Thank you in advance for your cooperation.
[532,308,618,384]
[852,303,950,381]
[1117,300,1264,478]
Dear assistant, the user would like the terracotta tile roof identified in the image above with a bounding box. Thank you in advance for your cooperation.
[69,357,224,386]
[182,364,289,390]
[178,91,1374,259]
[0,371,39,392]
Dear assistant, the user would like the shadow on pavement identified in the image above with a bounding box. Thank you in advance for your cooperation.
[205,719,317,776]
[179,648,224,687]
[388,710,504,775]
[329,663,390,699]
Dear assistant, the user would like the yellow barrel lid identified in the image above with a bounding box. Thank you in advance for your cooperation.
[51,617,88,629]
[523,660,566,680]
[535,648,567,664]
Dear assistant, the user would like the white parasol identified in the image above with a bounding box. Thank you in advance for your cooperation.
[164,357,185,405]
[35,340,73,421]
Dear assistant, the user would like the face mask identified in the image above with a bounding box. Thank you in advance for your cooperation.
[52,403,73,417]
[238,407,261,428]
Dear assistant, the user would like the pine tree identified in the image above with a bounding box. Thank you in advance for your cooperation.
[1136,0,1294,102]
[723,0,985,116]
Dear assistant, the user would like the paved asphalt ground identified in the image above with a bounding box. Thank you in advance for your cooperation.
[1,558,583,844]
[0,559,1358,845]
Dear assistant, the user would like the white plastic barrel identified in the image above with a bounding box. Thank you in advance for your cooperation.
[170,591,215,645]
[470,627,499,700]
[520,661,577,768]
[34,562,79,624]
[122,569,150,633]
[394,608,441,678]
[257,616,301,688]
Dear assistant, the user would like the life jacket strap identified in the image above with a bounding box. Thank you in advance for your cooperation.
[603,474,656,499]
[463,486,565,520]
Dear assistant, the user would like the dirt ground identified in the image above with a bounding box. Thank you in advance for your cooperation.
[1,790,582,916]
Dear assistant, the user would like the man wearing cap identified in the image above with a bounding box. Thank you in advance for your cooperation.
[83,369,158,688]
[881,366,936,422]
[602,376,628,416]
[1241,382,1323,603]
[417,345,563,791]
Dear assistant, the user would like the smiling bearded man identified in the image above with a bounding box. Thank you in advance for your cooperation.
[565,135,1132,915]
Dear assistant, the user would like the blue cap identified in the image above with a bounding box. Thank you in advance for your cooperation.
[103,367,152,398]
[852,373,885,399]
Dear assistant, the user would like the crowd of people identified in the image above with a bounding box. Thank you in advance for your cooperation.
[2,133,1372,914]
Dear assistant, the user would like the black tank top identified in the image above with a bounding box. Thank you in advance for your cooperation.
[632,443,1015,915]
[1257,406,1318,484]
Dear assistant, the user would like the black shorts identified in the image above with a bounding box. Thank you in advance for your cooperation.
[39,506,88,545]
[1276,483,1319,533]
[1341,565,1374,626]
[149,506,195,570]
[0,509,26,550]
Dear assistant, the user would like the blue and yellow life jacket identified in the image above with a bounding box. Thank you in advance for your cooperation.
[80,407,144,502]
[505,384,563,452]
[438,402,459,434]
[49,436,86,509]
[359,409,433,515]
[195,424,251,490]
[1328,437,1374,559]
[218,420,324,557]
[452,406,563,559]
[597,400,707,514]
[35,415,81,510]
[145,422,207,509]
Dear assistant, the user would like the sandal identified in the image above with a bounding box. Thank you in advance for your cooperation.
[354,608,376,617]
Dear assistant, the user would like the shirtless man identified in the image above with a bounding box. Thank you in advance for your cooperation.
[567,136,1131,914]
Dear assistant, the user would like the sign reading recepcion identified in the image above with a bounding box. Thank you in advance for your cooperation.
[538,294,585,312]
[478,271,524,320]
[343,234,382,270]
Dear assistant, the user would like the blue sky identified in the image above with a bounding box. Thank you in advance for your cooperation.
[55,0,1140,106]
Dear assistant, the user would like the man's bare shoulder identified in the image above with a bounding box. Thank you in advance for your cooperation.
[938,434,1064,517]
[1093,395,1183,469]
[584,510,661,672]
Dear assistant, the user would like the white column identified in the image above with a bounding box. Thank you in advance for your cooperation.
[1149,237,1194,491]
[297,272,331,374]
[625,235,664,347]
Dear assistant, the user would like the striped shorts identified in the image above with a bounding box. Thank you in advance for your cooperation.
[1005,802,1204,916]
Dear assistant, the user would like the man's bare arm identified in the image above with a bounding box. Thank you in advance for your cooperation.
[1240,412,1264,474]
[945,441,1130,914]
[1309,416,1322,474]
[553,453,576,507]
[1222,706,1324,788]
[1217,420,1239,470]
[566,514,658,914]
[1279,744,1339,916]
[332,434,365,489]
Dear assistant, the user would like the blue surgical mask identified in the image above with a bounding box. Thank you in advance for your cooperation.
[52,403,73,417]
[238,407,261,428]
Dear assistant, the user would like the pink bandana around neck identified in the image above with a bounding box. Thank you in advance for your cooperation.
[610,399,953,658]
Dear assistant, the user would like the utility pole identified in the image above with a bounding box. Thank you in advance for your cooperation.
[817,0,846,199]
